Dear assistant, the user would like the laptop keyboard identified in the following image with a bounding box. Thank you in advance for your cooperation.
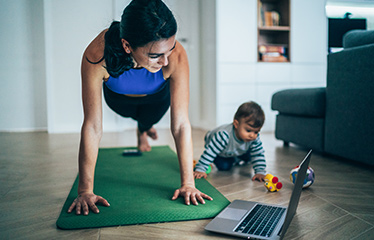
[234,204,286,237]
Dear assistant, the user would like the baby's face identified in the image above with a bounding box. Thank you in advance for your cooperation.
[234,118,262,142]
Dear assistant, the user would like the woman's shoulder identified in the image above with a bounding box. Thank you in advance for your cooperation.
[82,29,110,79]
[170,41,187,64]
[84,29,108,63]
[163,40,188,77]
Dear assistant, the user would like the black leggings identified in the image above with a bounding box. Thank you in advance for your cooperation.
[103,81,170,133]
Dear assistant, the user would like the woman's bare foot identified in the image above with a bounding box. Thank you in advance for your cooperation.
[137,127,158,152]
[146,127,158,140]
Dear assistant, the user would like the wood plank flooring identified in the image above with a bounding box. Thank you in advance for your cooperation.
[1,129,373,239]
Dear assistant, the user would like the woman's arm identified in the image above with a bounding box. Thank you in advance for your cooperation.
[169,42,212,205]
[68,31,110,215]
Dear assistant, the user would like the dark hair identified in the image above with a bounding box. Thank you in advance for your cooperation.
[234,101,265,128]
[97,0,177,77]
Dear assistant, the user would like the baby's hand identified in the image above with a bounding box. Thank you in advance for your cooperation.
[252,173,266,182]
[194,171,208,179]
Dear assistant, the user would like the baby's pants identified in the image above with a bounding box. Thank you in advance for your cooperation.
[214,152,251,171]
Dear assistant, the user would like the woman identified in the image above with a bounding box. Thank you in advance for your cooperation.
[67,0,212,215]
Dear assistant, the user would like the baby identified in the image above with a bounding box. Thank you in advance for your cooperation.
[194,101,267,181]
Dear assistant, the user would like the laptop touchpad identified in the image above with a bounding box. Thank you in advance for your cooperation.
[218,208,247,220]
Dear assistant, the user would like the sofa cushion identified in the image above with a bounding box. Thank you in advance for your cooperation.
[271,88,326,117]
[343,30,374,49]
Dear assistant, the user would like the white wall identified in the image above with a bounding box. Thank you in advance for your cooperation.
[0,0,346,133]
[215,0,328,132]
[216,0,258,128]
[0,0,118,132]
[164,0,201,127]
[44,0,116,133]
[198,0,217,129]
[0,0,47,131]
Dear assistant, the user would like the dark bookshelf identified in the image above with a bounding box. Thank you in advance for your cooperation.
[257,0,290,62]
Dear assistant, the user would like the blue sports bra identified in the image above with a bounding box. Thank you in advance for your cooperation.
[105,68,166,95]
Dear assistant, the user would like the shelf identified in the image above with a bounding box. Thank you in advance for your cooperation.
[257,0,290,62]
[259,43,289,47]
[258,26,290,31]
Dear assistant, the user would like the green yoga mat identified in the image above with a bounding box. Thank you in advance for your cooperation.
[56,146,230,229]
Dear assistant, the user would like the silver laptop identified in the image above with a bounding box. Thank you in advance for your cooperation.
[205,150,312,240]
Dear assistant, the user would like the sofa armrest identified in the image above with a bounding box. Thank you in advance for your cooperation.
[271,88,326,117]
[325,42,374,164]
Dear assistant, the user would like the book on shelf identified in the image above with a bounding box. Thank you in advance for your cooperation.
[259,45,286,54]
[262,55,288,62]
[265,11,280,27]
[259,8,280,27]
[258,2,264,27]
[258,45,288,62]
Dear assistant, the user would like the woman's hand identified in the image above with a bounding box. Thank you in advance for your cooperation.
[67,192,110,215]
[172,185,213,205]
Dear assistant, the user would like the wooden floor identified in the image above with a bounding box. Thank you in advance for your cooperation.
[1,129,374,240]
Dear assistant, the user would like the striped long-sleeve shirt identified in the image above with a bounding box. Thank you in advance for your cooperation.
[194,123,266,174]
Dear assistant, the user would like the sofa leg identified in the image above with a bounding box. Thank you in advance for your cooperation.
[283,141,289,147]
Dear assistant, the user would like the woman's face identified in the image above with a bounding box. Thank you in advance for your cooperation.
[123,35,176,73]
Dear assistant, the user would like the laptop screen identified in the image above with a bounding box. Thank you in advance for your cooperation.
[280,150,312,238]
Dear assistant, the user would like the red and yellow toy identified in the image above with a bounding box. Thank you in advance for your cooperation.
[264,173,283,192]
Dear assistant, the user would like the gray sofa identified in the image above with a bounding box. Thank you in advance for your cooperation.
[271,30,374,166]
